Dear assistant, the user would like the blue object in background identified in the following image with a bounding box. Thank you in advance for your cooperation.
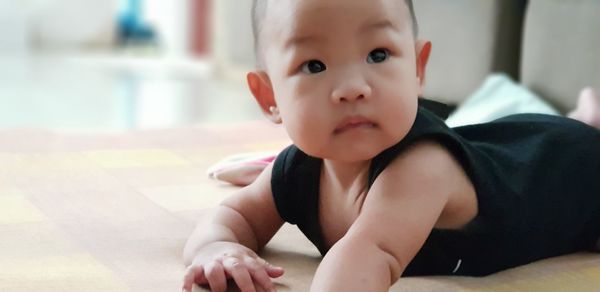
[117,0,156,45]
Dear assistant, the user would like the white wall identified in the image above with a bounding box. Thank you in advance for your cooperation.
[34,0,118,50]
[0,0,193,56]
[213,0,255,78]
[0,2,30,54]
[144,0,192,57]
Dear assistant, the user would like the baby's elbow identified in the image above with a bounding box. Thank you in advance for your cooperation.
[344,233,407,283]
[374,241,406,283]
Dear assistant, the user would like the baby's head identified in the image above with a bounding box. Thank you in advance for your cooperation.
[247,0,431,162]
[251,0,419,69]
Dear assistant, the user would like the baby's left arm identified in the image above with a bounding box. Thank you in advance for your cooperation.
[311,142,463,291]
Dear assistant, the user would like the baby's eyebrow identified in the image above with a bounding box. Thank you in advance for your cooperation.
[359,19,397,34]
[284,34,324,49]
[283,19,397,49]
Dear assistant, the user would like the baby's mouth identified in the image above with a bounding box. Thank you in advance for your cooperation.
[334,116,377,134]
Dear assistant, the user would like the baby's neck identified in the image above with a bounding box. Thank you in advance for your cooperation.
[321,159,371,192]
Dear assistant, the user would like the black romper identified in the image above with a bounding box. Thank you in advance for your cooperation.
[271,107,600,276]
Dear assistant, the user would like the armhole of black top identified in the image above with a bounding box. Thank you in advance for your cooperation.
[418,98,456,120]
[368,108,458,188]
[271,145,298,224]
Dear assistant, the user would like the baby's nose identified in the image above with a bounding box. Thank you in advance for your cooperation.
[331,76,372,103]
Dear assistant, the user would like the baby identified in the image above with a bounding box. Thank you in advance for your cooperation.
[183,0,600,291]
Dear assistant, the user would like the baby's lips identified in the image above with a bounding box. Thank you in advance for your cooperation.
[334,115,377,133]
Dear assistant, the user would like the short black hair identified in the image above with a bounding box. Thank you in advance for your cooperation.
[251,0,419,68]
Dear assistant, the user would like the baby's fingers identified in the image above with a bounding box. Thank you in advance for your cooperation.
[223,258,256,292]
[205,261,228,292]
[248,264,277,292]
[265,264,285,278]
[254,257,284,279]
[182,265,204,292]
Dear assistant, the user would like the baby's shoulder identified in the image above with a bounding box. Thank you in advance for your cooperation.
[377,140,465,185]
[372,141,478,227]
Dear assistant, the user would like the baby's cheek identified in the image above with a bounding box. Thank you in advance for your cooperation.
[290,117,326,154]
[291,80,316,98]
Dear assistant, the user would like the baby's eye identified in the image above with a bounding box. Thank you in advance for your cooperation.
[367,48,390,64]
[301,60,327,74]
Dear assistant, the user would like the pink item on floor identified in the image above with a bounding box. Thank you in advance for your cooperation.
[207,152,278,186]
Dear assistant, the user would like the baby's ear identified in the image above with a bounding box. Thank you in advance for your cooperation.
[415,40,432,96]
[247,71,281,124]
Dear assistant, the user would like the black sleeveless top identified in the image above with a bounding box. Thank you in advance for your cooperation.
[271,107,600,276]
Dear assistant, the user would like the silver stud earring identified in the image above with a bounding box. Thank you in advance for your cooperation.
[269,106,279,115]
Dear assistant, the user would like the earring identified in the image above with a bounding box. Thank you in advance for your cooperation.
[269,106,279,115]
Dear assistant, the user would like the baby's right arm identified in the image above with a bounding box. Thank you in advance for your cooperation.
[182,163,285,292]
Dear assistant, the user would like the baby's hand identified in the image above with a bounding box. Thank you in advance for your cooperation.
[182,241,284,292]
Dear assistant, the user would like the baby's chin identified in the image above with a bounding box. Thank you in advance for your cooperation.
[306,143,391,162]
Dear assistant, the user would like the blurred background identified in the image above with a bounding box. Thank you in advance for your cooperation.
[0,0,261,132]
[2,0,598,132]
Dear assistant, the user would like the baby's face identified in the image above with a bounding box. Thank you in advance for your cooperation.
[259,0,425,162]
